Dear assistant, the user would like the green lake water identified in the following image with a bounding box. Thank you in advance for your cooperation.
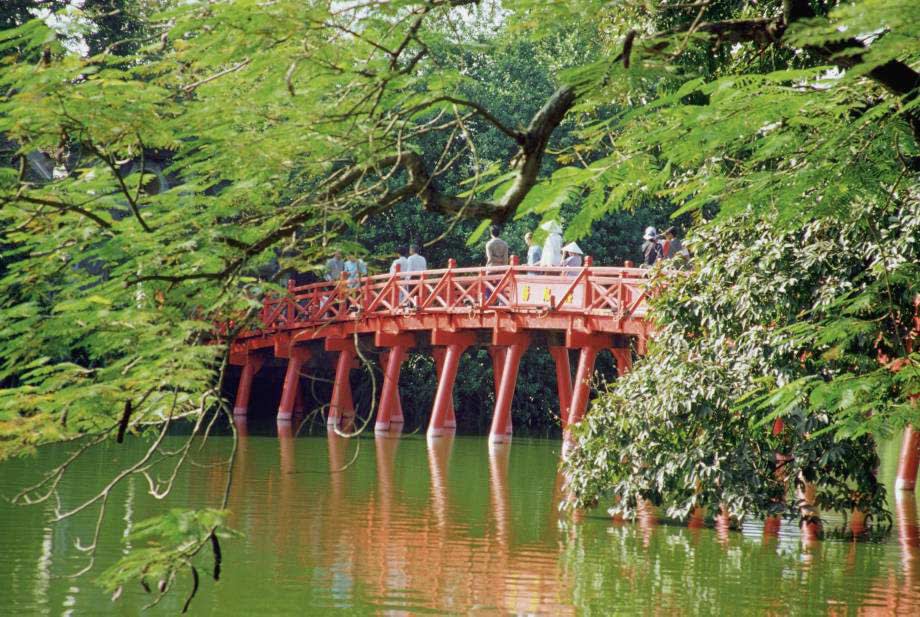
[2,419,919,615]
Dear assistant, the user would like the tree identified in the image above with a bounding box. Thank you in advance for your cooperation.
[563,201,918,524]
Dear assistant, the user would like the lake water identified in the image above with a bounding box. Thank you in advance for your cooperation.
[1,419,919,615]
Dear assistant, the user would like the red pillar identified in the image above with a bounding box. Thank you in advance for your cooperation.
[375,346,407,433]
[278,347,310,422]
[489,341,528,444]
[567,347,599,426]
[233,355,264,416]
[328,347,356,430]
[896,427,920,491]
[293,382,306,415]
[432,348,456,429]
[549,347,572,429]
[611,347,632,377]
[428,344,464,438]
[488,347,506,396]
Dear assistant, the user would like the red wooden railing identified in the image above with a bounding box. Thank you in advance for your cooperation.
[249,259,654,334]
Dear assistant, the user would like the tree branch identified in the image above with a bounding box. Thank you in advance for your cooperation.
[181,59,251,93]
[637,3,920,143]
[409,96,525,144]
[5,194,113,229]
[332,85,577,223]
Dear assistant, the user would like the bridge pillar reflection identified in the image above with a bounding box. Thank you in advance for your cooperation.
[490,333,530,444]
[233,354,264,416]
[278,346,311,422]
[489,442,512,547]
[428,331,475,439]
[326,338,357,431]
[428,433,454,529]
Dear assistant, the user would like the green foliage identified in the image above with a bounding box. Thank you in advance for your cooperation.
[564,197,919,523]
[99,508,238,607]
[524,0,920,527]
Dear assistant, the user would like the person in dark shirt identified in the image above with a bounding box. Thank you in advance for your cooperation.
[663,227,688,261]
[642,227,662,267]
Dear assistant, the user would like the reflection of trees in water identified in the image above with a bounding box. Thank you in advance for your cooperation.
[562,506,920,615]
[222,429,575,614]
[211,430,920,615]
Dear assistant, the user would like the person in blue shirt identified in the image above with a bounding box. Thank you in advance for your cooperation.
[525,231,542,266]
[345,252,367,288]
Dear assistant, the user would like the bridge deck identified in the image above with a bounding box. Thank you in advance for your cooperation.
[229,260,654,443]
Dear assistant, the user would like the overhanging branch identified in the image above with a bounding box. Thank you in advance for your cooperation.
[631,3,920,143]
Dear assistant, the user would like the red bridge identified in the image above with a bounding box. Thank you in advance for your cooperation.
[229,256,654,443]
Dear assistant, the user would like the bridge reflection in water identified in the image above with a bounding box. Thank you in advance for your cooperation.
[244,417,576,615]
[212,417,920,615]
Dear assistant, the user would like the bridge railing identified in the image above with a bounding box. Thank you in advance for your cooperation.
[252,259,654,333]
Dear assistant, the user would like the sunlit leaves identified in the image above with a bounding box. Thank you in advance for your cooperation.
[565,195,918,524]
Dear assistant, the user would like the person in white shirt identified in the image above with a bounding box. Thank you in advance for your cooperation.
[406,243,427,272]
[539,220,563,267]
[389,246,409,275]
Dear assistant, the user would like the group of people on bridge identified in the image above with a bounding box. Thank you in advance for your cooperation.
[320,220,686,283]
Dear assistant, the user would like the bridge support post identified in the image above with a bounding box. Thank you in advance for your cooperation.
[293,383,306,415]
[375,347,407,433]
[549,347,572,429]
[374,332,415,433]
[611,347,632,377]
[567,346,599,426]
[489,335,529,444]
[327,339,357,431]
[428,331,475,439]
[432,348,456,429]
[488,347,506,396]
[278,346,311,422]
[428,344,464,438]
[233,355,264,416]
[896,427,920,491]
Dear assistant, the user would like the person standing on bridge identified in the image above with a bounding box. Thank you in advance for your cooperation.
[345,252,367,288]
[539,220,563,267]
[562,242,583,276]
[642,227,662,267]
[662,226,689,261]
[525,231,542,267]
[325,249,346,281]
[389,246,409,275]
[390,246,411,306]
[406,243,427,272]
[485,225,509,267]
[401,244,426,308]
